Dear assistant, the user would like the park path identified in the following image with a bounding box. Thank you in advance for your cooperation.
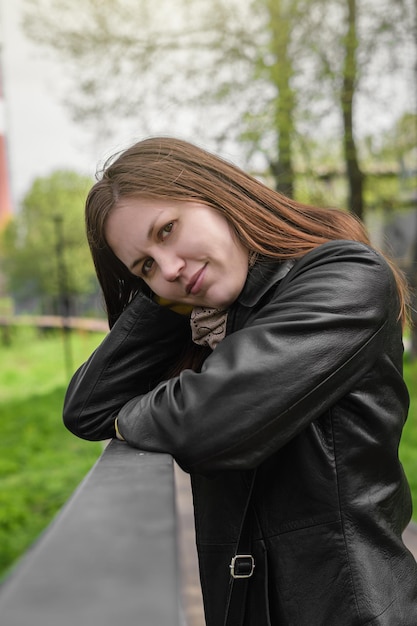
[175,465,206,626]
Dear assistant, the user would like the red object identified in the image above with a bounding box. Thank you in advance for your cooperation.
[0,56,12,229]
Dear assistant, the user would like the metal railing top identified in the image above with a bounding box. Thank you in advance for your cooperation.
[0,440,182,626]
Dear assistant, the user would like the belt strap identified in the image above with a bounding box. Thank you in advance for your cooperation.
[223,470,257,626]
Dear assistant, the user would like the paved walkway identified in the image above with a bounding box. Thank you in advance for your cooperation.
[175,465,417,626]
[403,521,417,561]
[175,465,205,626]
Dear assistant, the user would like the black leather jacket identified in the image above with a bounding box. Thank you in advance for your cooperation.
[64,240,417,625]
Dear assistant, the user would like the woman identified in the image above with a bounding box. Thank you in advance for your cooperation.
[64,137,417,625]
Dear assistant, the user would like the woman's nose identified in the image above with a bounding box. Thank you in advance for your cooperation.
[159,253,184,282]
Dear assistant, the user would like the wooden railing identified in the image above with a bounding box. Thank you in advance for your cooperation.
[0,440,184,626]
[0,314,108,332]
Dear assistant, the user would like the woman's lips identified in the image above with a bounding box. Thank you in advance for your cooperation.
[186,265,207,295]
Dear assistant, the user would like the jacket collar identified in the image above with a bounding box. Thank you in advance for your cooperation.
[236,259,295,308]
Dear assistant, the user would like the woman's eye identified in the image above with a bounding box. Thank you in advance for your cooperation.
[142,258,154,275]
[160,222,173,239]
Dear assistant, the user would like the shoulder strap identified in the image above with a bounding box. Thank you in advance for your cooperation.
[223,470,257,626]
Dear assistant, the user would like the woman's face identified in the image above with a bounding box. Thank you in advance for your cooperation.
[105,198,249,309]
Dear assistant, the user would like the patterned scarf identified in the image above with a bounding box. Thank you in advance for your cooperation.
[190,306,228,350]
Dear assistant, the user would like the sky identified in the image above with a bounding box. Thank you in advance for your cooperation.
[0,0,201,211]
[0,0,99,208]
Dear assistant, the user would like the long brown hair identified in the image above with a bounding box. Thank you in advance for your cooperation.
[86,136,409,327]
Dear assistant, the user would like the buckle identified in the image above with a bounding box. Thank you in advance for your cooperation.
[229,554,255,579]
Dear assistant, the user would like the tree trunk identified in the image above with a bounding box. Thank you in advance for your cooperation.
[341,0,364,219]
[409,216,417,360]
[266,0,295,197]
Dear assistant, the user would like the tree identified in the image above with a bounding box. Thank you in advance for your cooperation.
[366,112,417,358]
[1,171,96,314]
[23,0,415,213]
[300,0,415,218]
[341,0,364,217]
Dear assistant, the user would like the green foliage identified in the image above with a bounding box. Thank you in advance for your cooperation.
[0,326,105,580]
[400,359,417,515]
[0,297,14,316]
[1,170,95,307]
[363,113,417,211]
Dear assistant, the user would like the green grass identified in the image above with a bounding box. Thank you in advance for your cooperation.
[0,325,105,403]
[0,325,416,582]
[0,326,105,580]
[400,358,417,517]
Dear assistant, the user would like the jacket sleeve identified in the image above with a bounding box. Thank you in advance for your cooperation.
[63,291,191,440]
[116,242,401,473]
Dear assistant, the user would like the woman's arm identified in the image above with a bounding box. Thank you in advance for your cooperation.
[115,242,402,472]
[63,291,191,440]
